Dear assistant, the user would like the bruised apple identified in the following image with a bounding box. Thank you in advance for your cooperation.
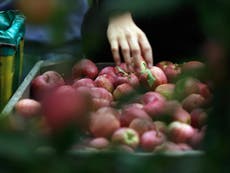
[31,71,65,101]
[111,128,139,149]
[15,99,42,118]
[72,58,98,79]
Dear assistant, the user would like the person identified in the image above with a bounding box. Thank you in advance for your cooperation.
[82,0,205,69]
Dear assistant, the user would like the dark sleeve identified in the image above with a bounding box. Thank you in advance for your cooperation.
[0,0,14,10]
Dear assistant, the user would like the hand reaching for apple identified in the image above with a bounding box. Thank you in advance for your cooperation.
[107,12,153,71]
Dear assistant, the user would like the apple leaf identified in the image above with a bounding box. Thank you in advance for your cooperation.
[140,61,156,87]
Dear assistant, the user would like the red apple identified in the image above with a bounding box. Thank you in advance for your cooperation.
[155,83,175,100]
[72,58,98,79]
[120,106,151,127]
[173,107,191,124]
[129,118,155,136]
[155,142,192,152]
[72,78,95,88]
[140,130,166,151]
[156,61,181,82]
[141,92,165,105]
[139,66,167,90]
[30,71,65,101]
[168,121,195,143]
[189,127,206,149]
[181,61,205,73]
[115,73,139,87]
[152,121,167,133]
[174,77,200,101]
[42,85,87,131]
[143,97,166,119]
[89,109,120,138]
[15,99,41,118]
[89,87,114,110]
[111,128,140,149]
[89,137,110,150]
[94,74,114,92]
[99,66,117,78]
[113,83,133,100]
[182,94,206,112]
[190,108,207,128]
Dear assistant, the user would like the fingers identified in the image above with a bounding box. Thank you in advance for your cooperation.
[139,33,153,67]
[110,39,121,65]
[118,37,133,71]
[127,36,142,69]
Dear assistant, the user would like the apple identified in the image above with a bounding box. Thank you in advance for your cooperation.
[155,83,175,100]
[155,141,192,153]
[190,108,207,128]
[155,142,192,152]
[143,97,166,119]
[189,127,206,149]
[15,99,41,118]
[139,66,167,90]
[140,130,166,151]
[168,121,195,143]
[173,107,191,124]
[89,87,114,110]
[182,94,206,112]
[30,71,65,101]
[72,78,95,88]
[174,77,200,101]
[120,106,151,127]
[89,109,120,138]
[89,137,110,150]
[141,91,165,105]
[99,66,117,78]
[162,100,181,116]
[113,83,133,100]
[152,121,167,133]
[181,61,205,73]
[129,118,155,136]
[111,128,140,149]
[72,58,98,79]
[197,82,212,102]
[42,85,87,131]
[115,73,139,88]
[94,74,114,92]
[156,61,181,82]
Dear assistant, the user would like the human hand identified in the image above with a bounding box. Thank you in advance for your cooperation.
[107,12,153,71]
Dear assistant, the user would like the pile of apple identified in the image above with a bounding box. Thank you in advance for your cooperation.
[14,58,211,153]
